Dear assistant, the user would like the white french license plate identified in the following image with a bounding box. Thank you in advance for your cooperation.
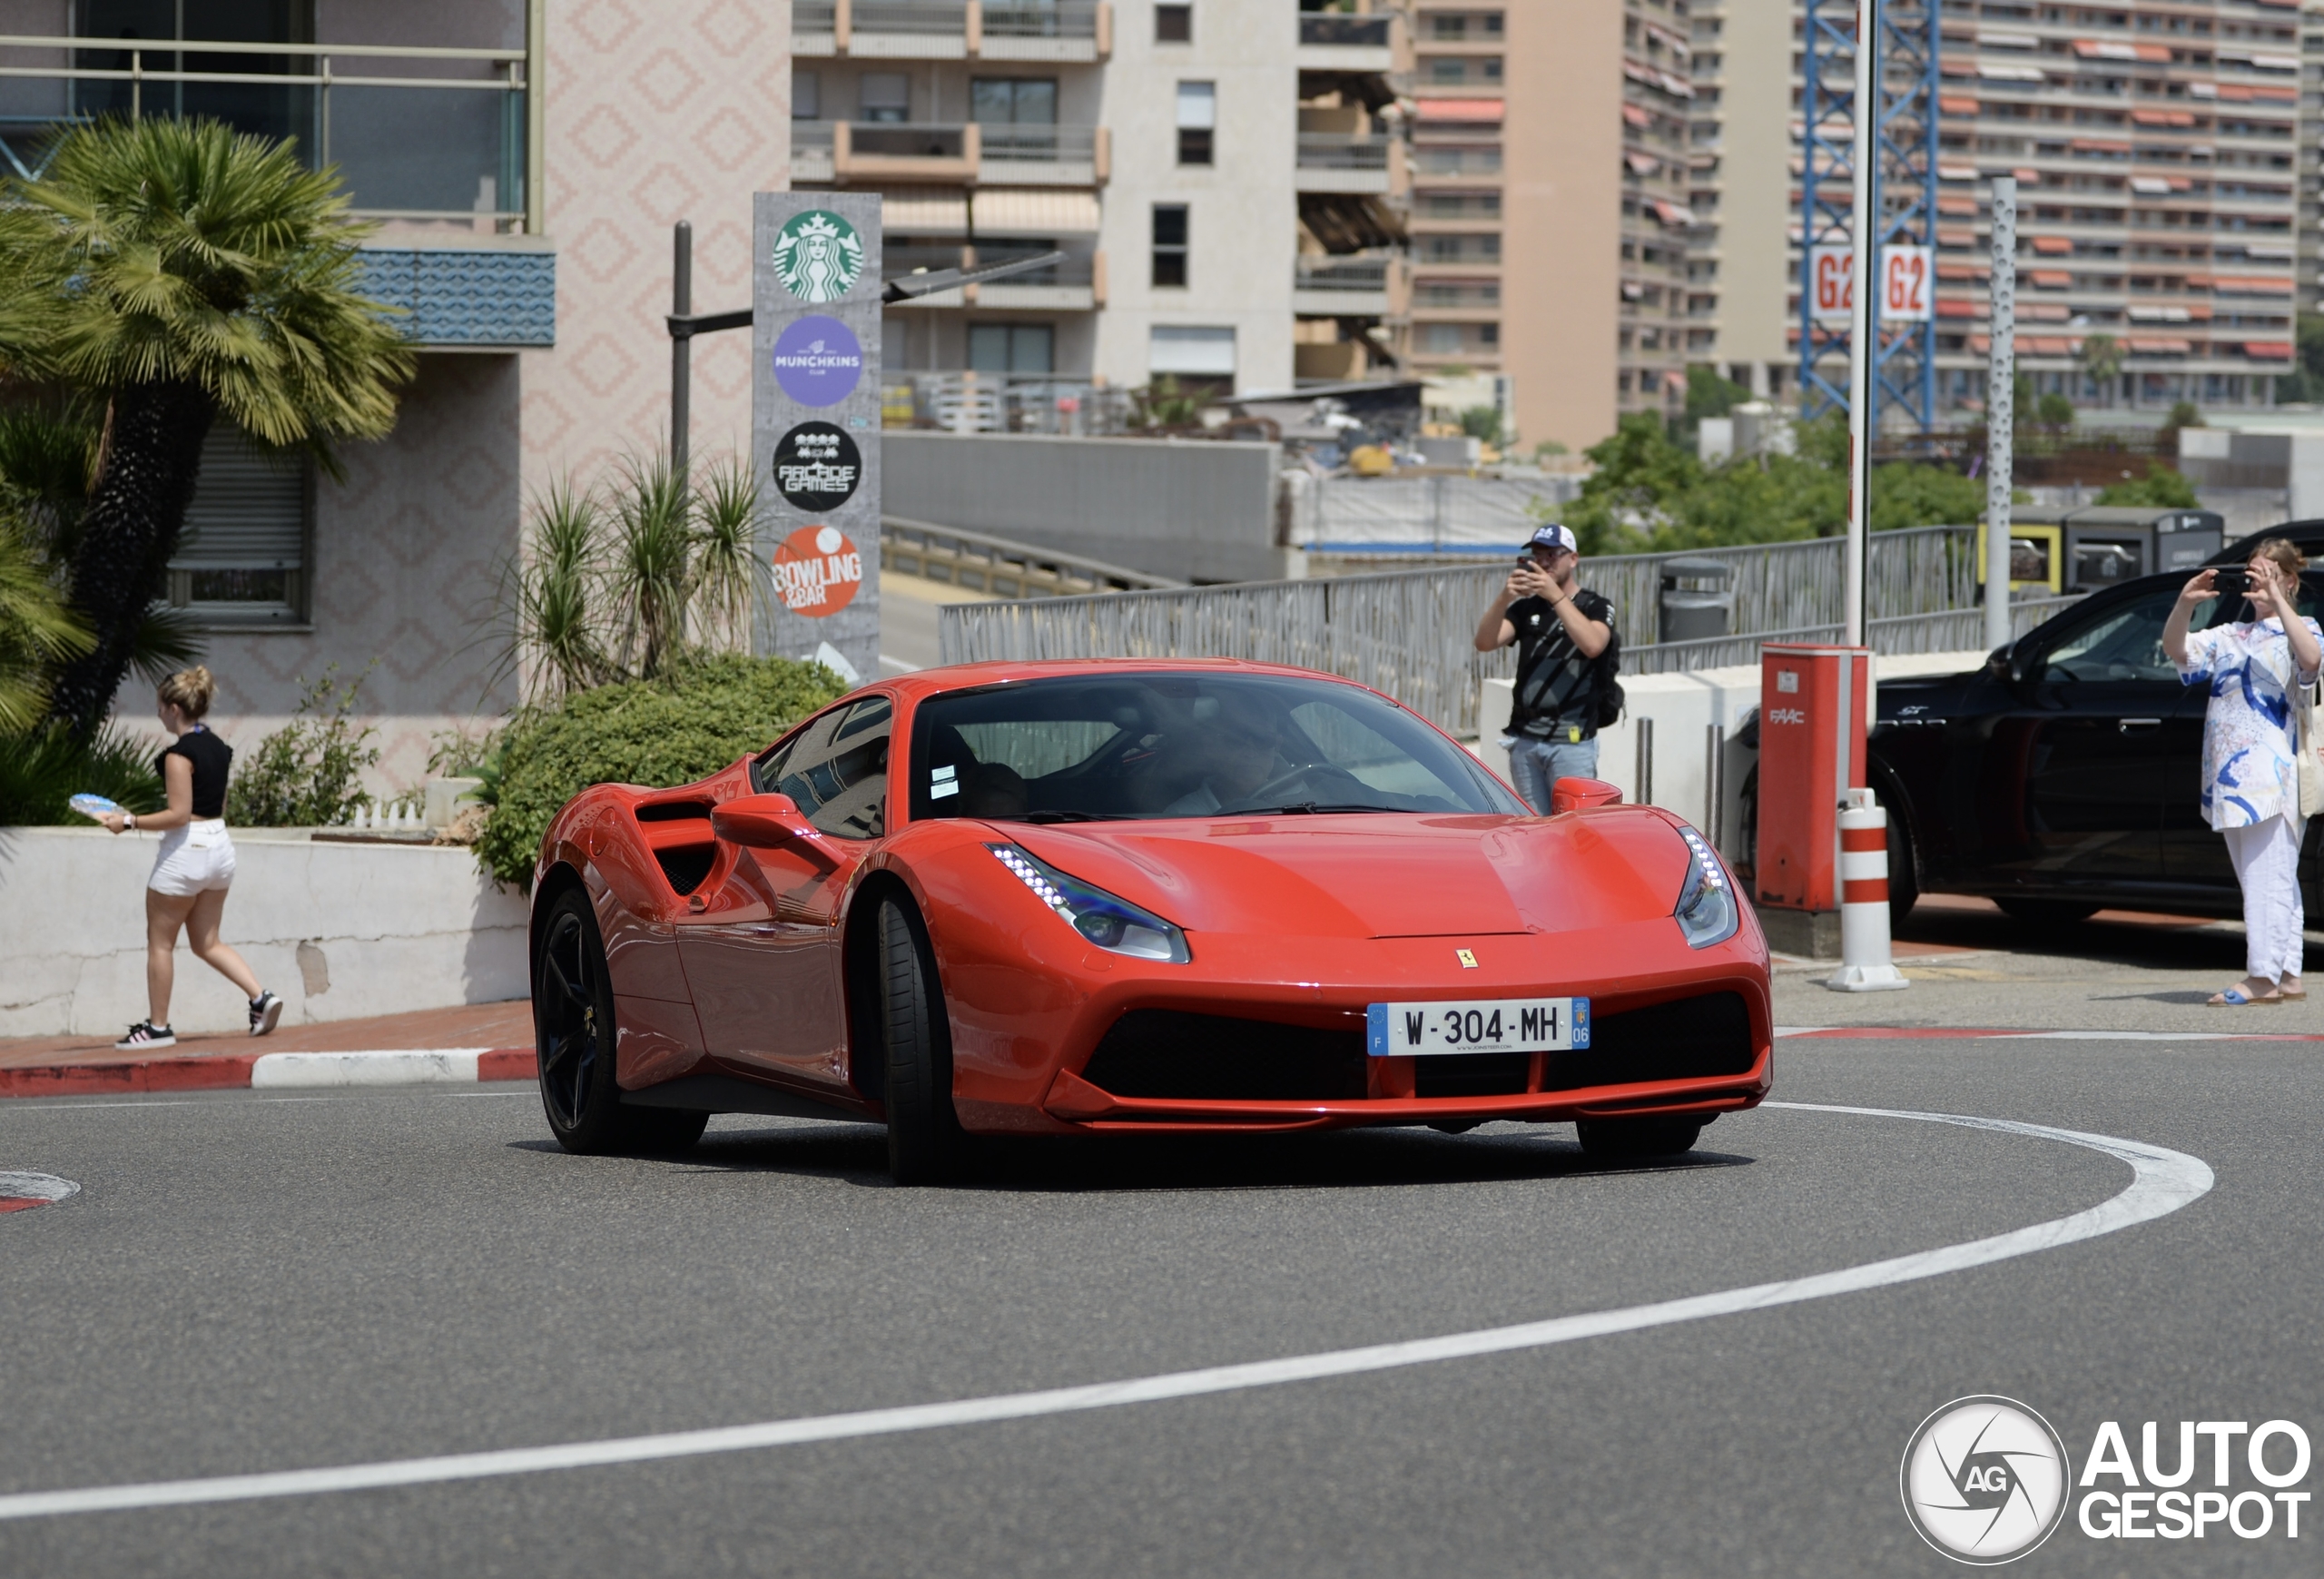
[1366,997,1590,1057]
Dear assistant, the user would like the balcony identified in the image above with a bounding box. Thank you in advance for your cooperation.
[883,244,1104,310]
[0,31,536,232]
[1295,133,1394,195]
[791,0,1112,63]
[1295,13,1393,73]
[793,121,1106,186]
[1293,255,1393,317]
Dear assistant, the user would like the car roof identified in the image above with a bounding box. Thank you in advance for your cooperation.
[871,656,1395,706]
[2215,520,2324,565]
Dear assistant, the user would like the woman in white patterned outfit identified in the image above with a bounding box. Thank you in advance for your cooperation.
[2162,539,2323,1007]
[96,667,284,1048]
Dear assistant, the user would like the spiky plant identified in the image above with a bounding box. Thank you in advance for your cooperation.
[605,451,695,681]
[690,456,763,656]
[0,116,415,735]
[496,479,611,706]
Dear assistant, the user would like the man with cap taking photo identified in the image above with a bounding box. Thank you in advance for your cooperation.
[1473,522,1620,813]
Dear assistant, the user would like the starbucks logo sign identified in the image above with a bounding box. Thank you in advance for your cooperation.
[772,210,864,303]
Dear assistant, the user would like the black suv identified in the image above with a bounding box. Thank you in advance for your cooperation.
[1865,527,2324,923]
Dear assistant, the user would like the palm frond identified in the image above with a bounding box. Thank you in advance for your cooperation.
[690,456,764,656]
[605,450,696,680]
[0,520,92,733]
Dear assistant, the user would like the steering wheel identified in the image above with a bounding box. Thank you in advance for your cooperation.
[1221,762,1373,812]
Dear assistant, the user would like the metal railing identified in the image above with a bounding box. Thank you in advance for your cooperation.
[1296,132,1392,170]
[1413,145,1503,175]
[794,1,841,30]
[0,33,532,229]
[986,2,1105,38]
[980,122,1097,164]
[1295,257,1391,291]
[1299,15,1393,46]
[852,0,969,35]
[849,121,970,158]
[884,517,1182,597]
[938,529,2092,735]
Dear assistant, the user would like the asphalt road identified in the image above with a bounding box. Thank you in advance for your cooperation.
[0,1035,2317,1577]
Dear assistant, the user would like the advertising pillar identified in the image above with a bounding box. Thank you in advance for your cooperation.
[1755,644,1871,959]
[753,192,882,686]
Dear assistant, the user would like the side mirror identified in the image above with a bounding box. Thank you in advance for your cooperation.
[1551,776,1625,814]
[711,793,818,848]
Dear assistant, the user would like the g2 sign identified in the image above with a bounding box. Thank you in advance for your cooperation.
[1806,244,1935,324]
[1881,246,1934,322]
[1809,245,1854,323]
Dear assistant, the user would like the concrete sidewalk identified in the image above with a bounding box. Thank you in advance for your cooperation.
[0,1001,535,1097]
[1772,893,2324,1033]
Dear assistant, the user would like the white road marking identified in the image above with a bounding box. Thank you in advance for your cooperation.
[0,1102,2211,1522]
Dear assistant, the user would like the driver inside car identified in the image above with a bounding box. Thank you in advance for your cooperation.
[1158,693,1292,815]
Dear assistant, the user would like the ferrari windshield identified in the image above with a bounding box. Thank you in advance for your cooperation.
[910,672,1528,822]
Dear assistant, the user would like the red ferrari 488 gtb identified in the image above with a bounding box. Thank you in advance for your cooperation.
[527,660,1772,1180]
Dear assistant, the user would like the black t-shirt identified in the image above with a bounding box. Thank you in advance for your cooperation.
[157,727,232,819]
[1507,587,1619,738]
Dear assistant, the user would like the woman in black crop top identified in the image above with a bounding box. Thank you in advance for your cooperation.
[95,666,283,1050]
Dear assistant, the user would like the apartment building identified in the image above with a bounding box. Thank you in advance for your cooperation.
[0,1,789,782]
[788,0,1404,418]
[1685,0,1794,398]
[1918,0,2299,413]
[1398,0,1697,453]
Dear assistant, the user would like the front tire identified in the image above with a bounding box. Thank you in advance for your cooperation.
[878,896,969,1185]
[533,888,706,1156]
[1576,1116,1705,1160]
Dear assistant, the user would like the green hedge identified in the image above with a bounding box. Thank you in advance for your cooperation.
[478,656,846,890]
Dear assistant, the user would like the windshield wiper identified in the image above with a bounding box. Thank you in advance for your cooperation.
[1236,802,1400,816]
[1015,810,1129,823]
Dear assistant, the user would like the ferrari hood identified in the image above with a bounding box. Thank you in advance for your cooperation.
[1006,813,1690,940]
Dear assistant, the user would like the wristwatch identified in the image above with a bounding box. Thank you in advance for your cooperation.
[123,813,135,830]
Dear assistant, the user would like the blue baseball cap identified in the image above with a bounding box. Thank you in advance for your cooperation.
[1526,523,1579,555]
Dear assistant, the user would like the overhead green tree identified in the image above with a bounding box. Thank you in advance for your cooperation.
[0,116,414,735]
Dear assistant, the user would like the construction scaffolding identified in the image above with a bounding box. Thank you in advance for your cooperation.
[1796,0,1941,433]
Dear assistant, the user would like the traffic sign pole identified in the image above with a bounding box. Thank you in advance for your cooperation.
[1984,176,2018,655]
[1844,0,1877,648]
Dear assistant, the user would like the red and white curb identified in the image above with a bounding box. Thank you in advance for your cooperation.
[0,1171,80,1213]
[0,1048,537,1099]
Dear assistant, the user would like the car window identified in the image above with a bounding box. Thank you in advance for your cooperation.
[758,697,891,840]
[2041,587,2179,683]
[910,673,1527,822]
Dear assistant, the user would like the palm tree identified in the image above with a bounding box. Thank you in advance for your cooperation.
[0,116,415,735]
[2079,333,2125,409]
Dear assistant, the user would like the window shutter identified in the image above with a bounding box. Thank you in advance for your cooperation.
[168,425,310,626]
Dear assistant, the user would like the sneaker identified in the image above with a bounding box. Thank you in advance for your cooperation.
[114,1021,175,1051]
[249,991,284,1038]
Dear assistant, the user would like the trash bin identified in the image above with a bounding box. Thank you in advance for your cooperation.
[1659,556,1735,644]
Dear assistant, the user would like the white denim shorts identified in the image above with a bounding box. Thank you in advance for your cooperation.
[148,819,236,897]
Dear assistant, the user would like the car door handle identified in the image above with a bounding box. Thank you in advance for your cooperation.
[2118,718,2162,731]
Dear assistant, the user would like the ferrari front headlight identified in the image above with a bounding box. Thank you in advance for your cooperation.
[1673,825,1740,950]
[988,844,1192,963]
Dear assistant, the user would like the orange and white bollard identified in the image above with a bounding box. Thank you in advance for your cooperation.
[1827,788,1909,992]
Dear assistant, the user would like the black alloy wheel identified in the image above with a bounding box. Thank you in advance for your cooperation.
[1576,1116,1706,1160]
[1994,897,2100,926]
[533,888,707,1156]
[878,895,970,1185]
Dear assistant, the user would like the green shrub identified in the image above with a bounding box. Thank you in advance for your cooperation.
[225,666,381,827]
[478,655,845,890]
[2096,461,2201,509]
[0,721,163,824]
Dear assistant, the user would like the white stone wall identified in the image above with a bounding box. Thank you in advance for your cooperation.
[1091,0,1296,394]
[0,828,528,1037]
